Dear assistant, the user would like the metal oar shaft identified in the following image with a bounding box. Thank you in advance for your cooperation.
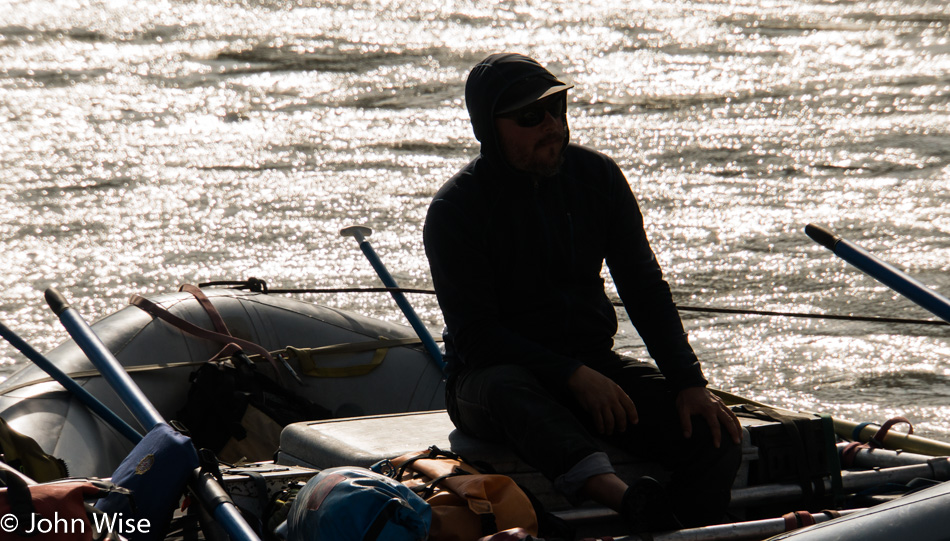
[341,226,446,372]
[624,509,860,541]
[45,288,260,541]
[833,417,950,457]
[714,388,950,457]
[46,289,164,429]
[191,470,260,541]
[0,319,142,443]
[358,241,444,360]
[730,460,950,508]
[806,223,950,324]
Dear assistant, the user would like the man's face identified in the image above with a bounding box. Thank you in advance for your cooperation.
[494,92,568,178]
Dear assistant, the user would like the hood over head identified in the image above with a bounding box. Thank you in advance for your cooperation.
[464,53,572,164]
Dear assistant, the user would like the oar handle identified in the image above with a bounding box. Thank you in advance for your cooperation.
[46,288,165,429]
[804,223,839,251]
[806,223,950,324]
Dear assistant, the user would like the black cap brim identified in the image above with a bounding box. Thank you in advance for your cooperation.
[495,78,574,115]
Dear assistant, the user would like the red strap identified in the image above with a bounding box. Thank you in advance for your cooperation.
[842,416,915,467]
[782,511,816,531]
[180,284,230,335]
[822,509,841,519]
[869,417,913,449]
[129,293,284,382]
[840,441,864,468]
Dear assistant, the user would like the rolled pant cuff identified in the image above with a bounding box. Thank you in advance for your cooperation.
[554,451,615,503]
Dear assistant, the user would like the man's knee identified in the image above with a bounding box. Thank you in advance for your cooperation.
[688,416,742,462]
[457,364,554,407]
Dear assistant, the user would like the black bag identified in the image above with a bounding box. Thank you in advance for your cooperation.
[175,358,330,463]
[733,404,840,513]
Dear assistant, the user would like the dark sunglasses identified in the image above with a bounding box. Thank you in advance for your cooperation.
[499,95,566,128]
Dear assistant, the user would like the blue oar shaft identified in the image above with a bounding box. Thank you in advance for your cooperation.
[45,288,260,541]
[0,320,142,443]
[806,224,950,324]
[191,470,261,541]
[357,240,446,371]
[47,294,165,429]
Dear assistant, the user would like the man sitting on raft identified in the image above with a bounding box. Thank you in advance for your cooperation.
[423,52,743,533]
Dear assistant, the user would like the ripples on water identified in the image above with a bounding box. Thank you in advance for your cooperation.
[2,0,950,437]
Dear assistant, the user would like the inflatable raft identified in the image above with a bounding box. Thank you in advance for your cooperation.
[3,285,950,540]
[0,287,445,477]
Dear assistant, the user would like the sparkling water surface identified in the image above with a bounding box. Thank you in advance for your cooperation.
[2,0,950,438]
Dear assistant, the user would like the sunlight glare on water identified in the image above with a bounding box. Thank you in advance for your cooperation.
[2,0,950,438]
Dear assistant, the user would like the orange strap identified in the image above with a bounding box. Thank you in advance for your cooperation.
[782,510,816,531]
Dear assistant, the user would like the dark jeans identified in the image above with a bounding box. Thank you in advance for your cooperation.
[446,354,742,526]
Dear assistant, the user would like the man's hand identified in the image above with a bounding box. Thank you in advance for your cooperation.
[675,387,742,448]
[568,365,638,435]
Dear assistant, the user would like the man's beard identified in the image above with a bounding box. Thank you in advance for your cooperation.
[525,152,565,178]
[518,132,567,177]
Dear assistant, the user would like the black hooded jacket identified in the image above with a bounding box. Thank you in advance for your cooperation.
[424,53,707,391]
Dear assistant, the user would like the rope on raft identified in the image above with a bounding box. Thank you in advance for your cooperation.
[199,278,950,327]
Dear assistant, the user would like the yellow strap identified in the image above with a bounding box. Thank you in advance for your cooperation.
[286,345,390,378]
[286,337,428,356]
[281,337,435,378]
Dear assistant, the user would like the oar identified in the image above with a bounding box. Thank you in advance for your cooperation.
[44,288,260,541]
[620,509,862,541]
[805,223,950,324]
[713,388,950,457]
[0,319,142,443]
[340,225,446,373]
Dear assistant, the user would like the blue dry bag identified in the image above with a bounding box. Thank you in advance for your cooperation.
[285,467,431,541]
[95,422,199,541]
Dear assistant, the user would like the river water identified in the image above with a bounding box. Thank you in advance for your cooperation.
[2,0,950,439]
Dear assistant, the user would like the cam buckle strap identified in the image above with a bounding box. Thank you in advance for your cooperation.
[839,441,864,469]
[869,416,914,448]
[782,510,816,531]
[841,417,915,469]
[129,292,284,384]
